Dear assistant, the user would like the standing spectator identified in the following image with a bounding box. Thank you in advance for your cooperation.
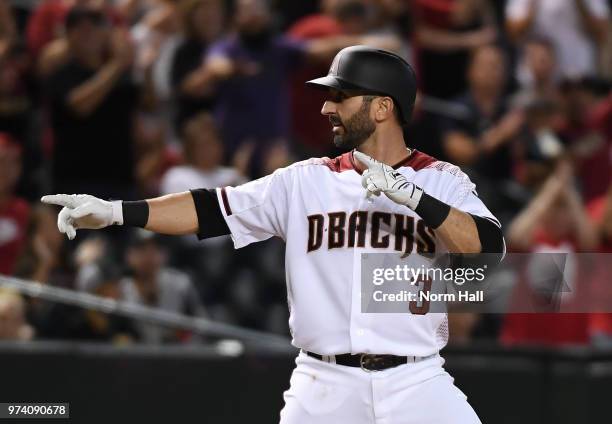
[501,162,598,346]
[0,134,29,275]
[160,113,244,194]
[506,161,598,254]
[130,0,181,103]
[202,0,398,176]
[441,45,523,220]
[45,7,139,199]
[0,40,42,200]
[121,229,206,344]
[512,36,559,104]
[558,80,612,201]
[159,114,244,309]
[506,0,610,80]
[513,97,564,188]
[288,0,371,156]
[412,0,498,99]
[170,0,225,131]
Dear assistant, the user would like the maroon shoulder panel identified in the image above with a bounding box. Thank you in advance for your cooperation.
[322,149,437,173]
[400,150,436,171]
[323,151,358,173]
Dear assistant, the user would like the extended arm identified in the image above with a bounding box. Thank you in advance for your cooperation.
[41,192,205,239]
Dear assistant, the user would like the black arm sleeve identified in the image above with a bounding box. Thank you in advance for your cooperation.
[447,214,505,272]
[470,214,505,255]
[190,189,230,239]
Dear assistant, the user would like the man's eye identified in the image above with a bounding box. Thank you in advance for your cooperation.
[330,93,346,102]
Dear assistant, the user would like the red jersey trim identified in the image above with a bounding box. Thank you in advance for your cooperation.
[323,149,436,174]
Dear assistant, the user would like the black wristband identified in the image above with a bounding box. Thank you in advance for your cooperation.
[414,192,451,229]
[122,200,149,228]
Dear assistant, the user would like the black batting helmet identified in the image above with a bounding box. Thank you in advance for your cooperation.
[306,46,417,124]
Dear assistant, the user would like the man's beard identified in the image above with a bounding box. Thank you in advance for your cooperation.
[331,100,376,150]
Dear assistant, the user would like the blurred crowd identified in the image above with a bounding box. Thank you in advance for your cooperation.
[0,0,611,348]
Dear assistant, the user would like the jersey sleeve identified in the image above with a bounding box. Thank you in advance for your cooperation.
[429,162,500,227]
[455,190,500,227]
[216,168,291,249]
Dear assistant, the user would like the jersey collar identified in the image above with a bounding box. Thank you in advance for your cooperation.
[324,149,434,174]
[350,149,416,175]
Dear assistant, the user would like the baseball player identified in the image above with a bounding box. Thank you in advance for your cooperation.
[43,46,504,423]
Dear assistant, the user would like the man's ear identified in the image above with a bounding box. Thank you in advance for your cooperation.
[374,97,395,122]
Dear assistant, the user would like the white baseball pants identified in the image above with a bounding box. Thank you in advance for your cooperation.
[279,351,481,424]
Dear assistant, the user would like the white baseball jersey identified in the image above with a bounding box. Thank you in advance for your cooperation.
[214,149,499,356]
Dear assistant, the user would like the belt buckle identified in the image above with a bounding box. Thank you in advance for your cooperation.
[359,354,380,372]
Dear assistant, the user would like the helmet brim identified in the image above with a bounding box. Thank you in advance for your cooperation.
[305,75,364,92]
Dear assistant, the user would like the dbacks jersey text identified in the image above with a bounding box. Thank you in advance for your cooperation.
[214,149,500,356]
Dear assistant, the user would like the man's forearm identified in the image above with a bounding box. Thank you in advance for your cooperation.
[133,192,199,235]
[67,60,125,116]
[306,35,400,63]
[434,208,481,253]
[42,191,208,240]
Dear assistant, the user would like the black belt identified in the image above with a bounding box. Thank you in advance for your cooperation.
[304,350,436,372]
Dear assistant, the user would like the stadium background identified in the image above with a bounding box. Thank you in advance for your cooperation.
[0,0,612,422]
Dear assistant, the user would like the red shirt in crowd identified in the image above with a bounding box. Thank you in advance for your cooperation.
[288,14,342,154]
[560,96,612,202]
[0,196,30,275]
[500,233,590,346]
[586,195,612,335]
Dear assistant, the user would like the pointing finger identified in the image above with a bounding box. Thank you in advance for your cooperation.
[41,194,80,209]
[353,151,382,170]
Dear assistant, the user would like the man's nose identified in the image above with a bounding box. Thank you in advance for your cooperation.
[321,100,337,116]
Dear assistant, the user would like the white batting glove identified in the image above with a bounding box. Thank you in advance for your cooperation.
[41,194,123,240]
[354,151,424,210]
